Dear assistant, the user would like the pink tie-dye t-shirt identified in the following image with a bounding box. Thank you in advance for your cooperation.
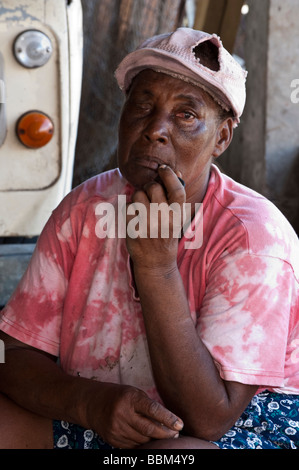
[0,165,298,400]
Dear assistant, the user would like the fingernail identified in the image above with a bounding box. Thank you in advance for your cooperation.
[174,433,180,439]
[159,164,167,169]
[174,420,184,431]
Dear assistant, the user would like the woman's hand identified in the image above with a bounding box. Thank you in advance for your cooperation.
[126,165,186,270]
[86,382,184,449]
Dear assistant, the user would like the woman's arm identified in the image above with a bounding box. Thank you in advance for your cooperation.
[0,330,183,448]
[133,263,257,440]
[126,165,257,441]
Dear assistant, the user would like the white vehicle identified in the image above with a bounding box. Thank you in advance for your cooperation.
[0,0,83,305]
[0,0,83,236]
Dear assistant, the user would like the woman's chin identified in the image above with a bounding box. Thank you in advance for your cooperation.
[121,168,158,189]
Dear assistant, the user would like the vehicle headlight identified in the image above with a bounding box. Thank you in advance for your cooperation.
[13,30,53,68]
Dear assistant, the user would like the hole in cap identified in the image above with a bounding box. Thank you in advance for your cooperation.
[192,40,220,72]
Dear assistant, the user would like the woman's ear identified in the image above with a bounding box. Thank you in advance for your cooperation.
[212,117,234,159]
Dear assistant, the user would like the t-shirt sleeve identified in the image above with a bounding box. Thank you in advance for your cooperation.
[197,251,296,388]
[0,212,74,357]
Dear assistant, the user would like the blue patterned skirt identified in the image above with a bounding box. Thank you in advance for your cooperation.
[53,391,299,449]
[53,420,113,449]
[212,391,299,449]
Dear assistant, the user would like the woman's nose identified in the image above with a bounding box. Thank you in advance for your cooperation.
[143,113,169,144]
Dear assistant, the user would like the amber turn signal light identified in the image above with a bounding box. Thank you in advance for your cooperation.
[16,111,54,148]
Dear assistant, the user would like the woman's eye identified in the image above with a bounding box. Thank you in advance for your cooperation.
[177,111,196,120]
[138,104,151,111]
[131,103,152,115]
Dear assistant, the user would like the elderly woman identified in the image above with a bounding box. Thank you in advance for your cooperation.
[0,28,298,450]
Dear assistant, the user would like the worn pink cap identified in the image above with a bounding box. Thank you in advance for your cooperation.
[115,27,247,127]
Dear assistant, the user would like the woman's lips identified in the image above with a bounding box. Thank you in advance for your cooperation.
[135,158,160,171]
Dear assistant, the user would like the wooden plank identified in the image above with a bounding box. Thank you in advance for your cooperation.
[193,0,211,30]
[193,0,244,52]
[200,0,227,34]
[219,0,244,52]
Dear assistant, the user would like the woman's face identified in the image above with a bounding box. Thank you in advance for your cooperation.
[117,69,228,203]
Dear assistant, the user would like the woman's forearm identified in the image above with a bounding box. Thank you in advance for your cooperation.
[0,332,185,448]
[133,263,256,440]
[0,343,94,427]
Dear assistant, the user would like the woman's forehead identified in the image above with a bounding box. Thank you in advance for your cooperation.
[128,69,217,108]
